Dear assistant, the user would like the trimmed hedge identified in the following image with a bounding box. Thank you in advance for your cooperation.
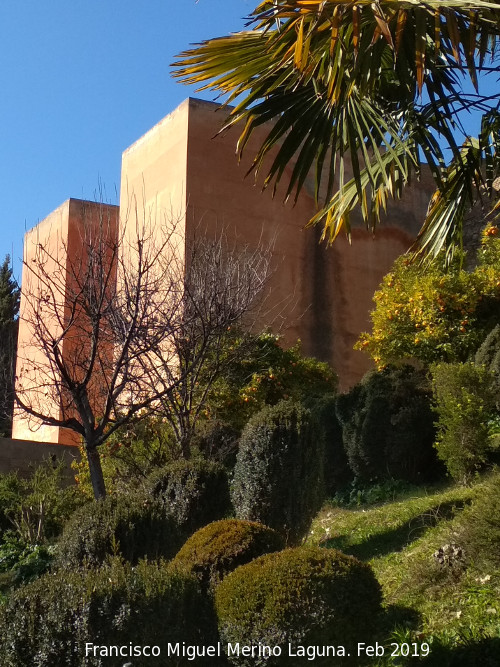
[231,400,324,545]
[215,547,382,666]
[172,519,285,590]
[0,558,219,666]
[55,493,180,568]
[148,458,231,531]
[57,458,231,569]
[336,365,439,483]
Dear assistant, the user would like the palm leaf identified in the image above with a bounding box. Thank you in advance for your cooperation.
[173,1,500,259]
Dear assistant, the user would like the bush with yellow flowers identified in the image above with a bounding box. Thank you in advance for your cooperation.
[357,229,500,367]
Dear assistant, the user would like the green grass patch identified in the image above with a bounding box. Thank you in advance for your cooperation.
[309,474,500,665]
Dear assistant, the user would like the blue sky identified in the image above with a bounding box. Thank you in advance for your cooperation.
[0,1,254,279]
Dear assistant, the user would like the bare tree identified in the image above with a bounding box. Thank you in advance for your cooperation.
[14,203,270,499]
[147,230,272,458]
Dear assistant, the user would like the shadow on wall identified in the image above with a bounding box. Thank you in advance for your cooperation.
[0,437,79,480]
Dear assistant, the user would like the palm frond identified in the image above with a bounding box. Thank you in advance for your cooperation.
[173,1,500,258]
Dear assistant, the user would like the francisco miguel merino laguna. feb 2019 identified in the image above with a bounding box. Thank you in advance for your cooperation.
[86,641,433,661]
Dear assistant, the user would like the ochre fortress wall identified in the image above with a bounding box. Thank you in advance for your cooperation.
[13,98,436,445]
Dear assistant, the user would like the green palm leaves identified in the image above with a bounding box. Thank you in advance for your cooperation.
[173,1,500,260]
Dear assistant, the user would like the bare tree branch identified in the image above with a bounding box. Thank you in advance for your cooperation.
[15,203,271,498]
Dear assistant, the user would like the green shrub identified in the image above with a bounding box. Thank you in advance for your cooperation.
[72,418,179,498]
[231,400,324,545]
[0,472,22,537]
[431,362,498,482]
[475,323,500,375]
[456,473,500,570]
[192,422,240,468]
[0,533,54,584]
[147,458,231,532]
[336,365,439,484]
[475,324,500,409]
[55,493,180,568]
[357,233,500,368]
[312,393,352,496]
[0,459,85,543]
[172,519,285,590]
[0,557,218,667]
[215,547,382,666]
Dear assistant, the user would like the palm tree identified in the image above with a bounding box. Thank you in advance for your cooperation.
[173,1,500,263]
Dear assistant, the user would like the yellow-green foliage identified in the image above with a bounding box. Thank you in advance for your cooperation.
[172,519,285,590]
[431,362,498,483]
[357,230,500,367]
[205,332,338,431]
[215,547,382,666]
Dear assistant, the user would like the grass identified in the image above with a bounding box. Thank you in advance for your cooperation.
[308,473,500,665]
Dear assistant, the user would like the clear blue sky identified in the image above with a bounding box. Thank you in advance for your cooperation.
[0,0,254,280]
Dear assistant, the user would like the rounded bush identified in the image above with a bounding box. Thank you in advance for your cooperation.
[231,400,324,545]
[172,519,285,590]
[336,365,439,483]
[56,493,180,568]
[148,458,231,532]
[215,547,382,666]
[0,558,218,667]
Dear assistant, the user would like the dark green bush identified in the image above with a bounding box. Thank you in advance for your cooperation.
[172,519,285,590]
[147,457,231,532]
[215,546,382,666]
[431,362,498,482]
[312,393,352,496]
[0,557,218,667]
[55,493,180,568]
[0,472,22,537]
[336,365,439,483]
[231,400,324,545]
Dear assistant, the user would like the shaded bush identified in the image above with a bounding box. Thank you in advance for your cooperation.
[0,558,218,667]
[56,493,180,568]
[147,458,231,532]
[215,547,382,666]
[192,422,240,469]
[336,365,439,483]
[431,362,498,482]
[312,393,352,496]
[231,400,324,545]
[172,519,285,590]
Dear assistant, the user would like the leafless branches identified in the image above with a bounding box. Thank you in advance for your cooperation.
[15,202,271,497]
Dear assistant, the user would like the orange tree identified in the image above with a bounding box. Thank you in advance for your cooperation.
[200,331,338,433]
[357,227,500,367]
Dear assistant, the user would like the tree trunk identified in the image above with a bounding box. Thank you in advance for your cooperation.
[86,445,106,499]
